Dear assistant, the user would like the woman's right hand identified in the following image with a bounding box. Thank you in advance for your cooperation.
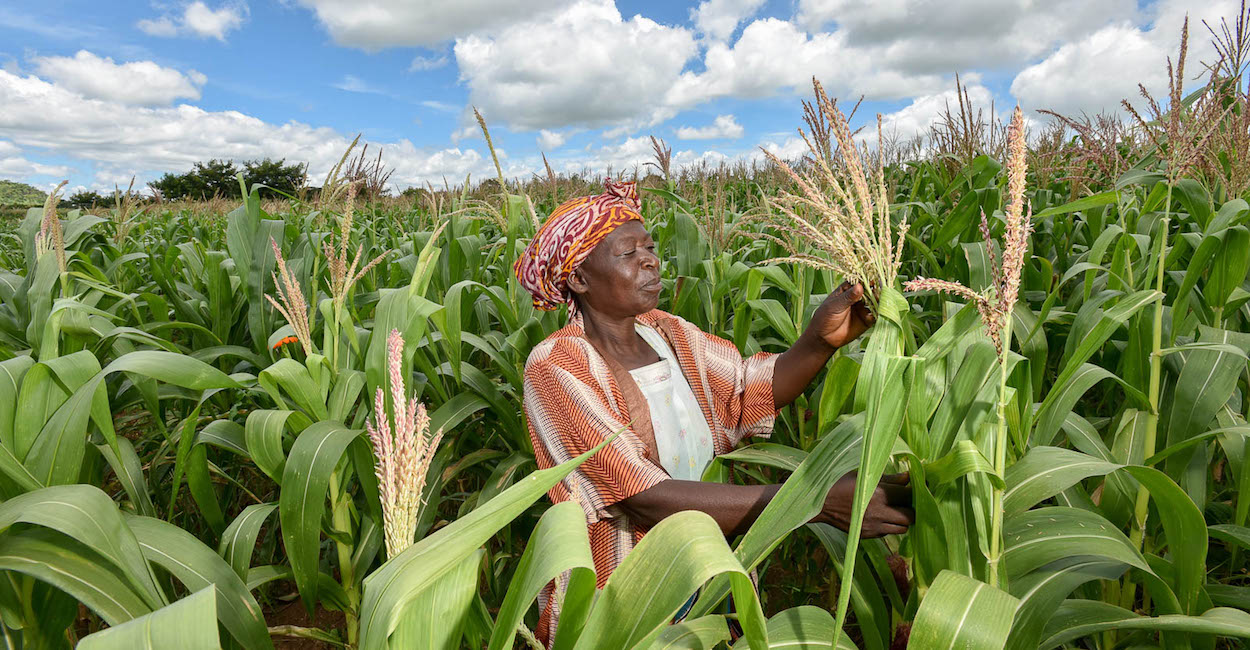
[813,472,915,538]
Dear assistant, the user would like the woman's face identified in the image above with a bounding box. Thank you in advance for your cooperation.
[569,220,662,318]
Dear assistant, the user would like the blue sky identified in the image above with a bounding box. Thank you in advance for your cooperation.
[0,0,1236,195]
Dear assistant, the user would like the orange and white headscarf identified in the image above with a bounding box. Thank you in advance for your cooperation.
[514,179,643,313]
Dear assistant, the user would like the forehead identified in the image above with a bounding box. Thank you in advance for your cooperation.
[601,219,649,243]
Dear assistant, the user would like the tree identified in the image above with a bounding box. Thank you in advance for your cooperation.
[65,190,110,210]
[243,158,306,197]
[147,158,306,200]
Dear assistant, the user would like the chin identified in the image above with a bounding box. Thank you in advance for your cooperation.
[635,292,661,314]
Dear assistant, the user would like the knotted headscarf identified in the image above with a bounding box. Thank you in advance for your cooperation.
[514,179,643,313]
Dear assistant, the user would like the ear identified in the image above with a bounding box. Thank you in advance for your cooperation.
[567,267,590,296]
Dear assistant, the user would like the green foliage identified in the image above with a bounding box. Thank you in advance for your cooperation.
[149,158,305,200]
[0,178,46,207]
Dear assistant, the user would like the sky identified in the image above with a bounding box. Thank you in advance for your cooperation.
[0,0,1241,196]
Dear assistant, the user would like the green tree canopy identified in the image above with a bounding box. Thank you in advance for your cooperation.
[148,158,306,200]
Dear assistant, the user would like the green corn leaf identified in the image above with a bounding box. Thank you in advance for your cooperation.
[126,515,274,650]
[808,524,889,650]
[218,503,278,580]
[831,355,913,640]
[365,288,442,398]
[278,420,361,612]
[1164,326,1250,482]
[0,355,34,453]
[94,437,155,517]
[730,606,857,649]
[489,501,595,650]
[1210,524,1250,551]
[924,439,1001,488]
[1005,558,1128,650]
[928,341,997,456]
[653,615,731,650]
[1032,363,1145,447]
[1031,289,1160,445]
[714,443,808,473]
[1040,601,1250,649]
[574,510,766,650]
[14,350,100,462]
[1033,190,1120,219]
[27,351,240,487]
[258,358,328,420]
[1206,225,1250,313]
[225,196,284,351]
[1005,450,1207,614]
[1004,447,1121,514]
[245,409,310,483]
[77,587,219,650]
[747,299,799,344]
[908,571,1018,649]
[0,528,153,626]
[0,485,165,610]
[391,550,482,650]
[1003,507,1150,579]
[428,392,491,437]
[690,414,864,619]
[817,353,859,435]
[357,434,612,649]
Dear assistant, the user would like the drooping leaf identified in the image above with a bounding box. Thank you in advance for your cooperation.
[488,502,594,650]
[77,587,219,650]
[1040,601,1250,649]
[574,511,767,650]
[126,515,274,650]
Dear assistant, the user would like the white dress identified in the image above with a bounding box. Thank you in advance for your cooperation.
[628,325,716,480]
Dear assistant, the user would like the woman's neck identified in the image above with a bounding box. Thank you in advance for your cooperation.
[579,306,658,369]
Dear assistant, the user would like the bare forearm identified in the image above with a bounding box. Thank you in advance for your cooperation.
[618,480,782,537]
[616,473,914,540]
[772,330,837,409]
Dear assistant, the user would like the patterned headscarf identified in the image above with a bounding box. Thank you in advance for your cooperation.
[514,179,643,313]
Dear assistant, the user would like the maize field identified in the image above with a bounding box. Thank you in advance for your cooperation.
[0,11,1249,650]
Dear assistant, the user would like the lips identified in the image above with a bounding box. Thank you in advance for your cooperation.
[641,277,661,290]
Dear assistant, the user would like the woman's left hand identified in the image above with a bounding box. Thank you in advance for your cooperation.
[809,282,876,350]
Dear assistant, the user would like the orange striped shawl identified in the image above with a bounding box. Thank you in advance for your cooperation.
[523,308,777,644]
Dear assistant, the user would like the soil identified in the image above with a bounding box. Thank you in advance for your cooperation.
[265,600,346,649]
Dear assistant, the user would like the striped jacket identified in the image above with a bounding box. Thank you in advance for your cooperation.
[523,309,778,644]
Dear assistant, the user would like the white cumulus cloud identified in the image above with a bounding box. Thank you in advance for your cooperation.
[32,51,206,106]
[690,0,766,41]
[0,69,490,190]
[877,82,996,141]
[676,114,744,140]
[138,2,248,41]
[796,0,1136,75]
[454,0,697,131]
[1010,0,1241,117]
[666,18,946,111]
[296,0,576,49]
[537,130,567,150]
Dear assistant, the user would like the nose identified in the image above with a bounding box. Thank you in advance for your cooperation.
[640,247,659,270]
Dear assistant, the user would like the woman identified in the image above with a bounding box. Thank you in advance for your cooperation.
[517,180,913,645]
